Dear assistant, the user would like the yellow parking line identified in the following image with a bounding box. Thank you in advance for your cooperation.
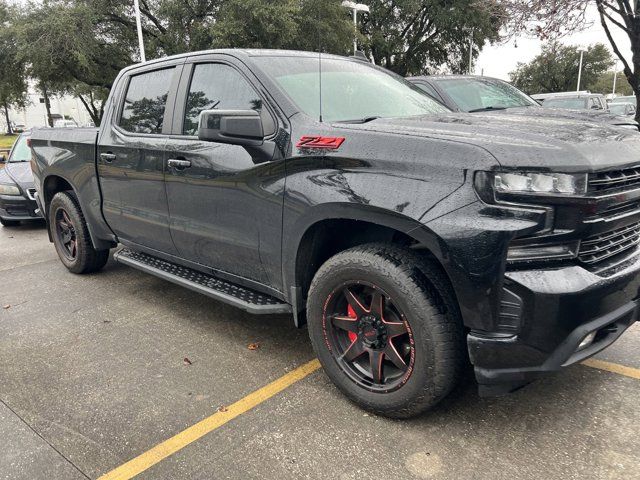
[582,358,640,380]
[98,359,321,480]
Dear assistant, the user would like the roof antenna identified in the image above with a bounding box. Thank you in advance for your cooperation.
[317,10,323,123]
[319,50,323,123]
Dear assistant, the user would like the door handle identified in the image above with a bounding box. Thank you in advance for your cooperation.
[100,152,116,163]
[168,159,191,169]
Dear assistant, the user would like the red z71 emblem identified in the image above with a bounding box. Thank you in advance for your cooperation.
[296,136,345,150]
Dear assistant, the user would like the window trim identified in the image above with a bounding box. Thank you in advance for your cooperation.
[114,64,184,138]
[171,58,277,139]
[415,81,444,104]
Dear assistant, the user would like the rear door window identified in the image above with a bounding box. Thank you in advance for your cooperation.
[119,68,175,134]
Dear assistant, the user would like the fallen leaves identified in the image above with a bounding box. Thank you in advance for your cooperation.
[217,405,228,413]
[183,357,193,366]
[2,305,10,310]
[247,342,260,351]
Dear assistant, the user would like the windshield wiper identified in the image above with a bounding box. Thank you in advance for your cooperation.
[336,116,381,124]
[468,106,508,113]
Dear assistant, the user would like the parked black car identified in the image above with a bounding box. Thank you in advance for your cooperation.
[609,102,637,117]
[0,132,42,227]
[408,75,639,130]
[409,74,538,112]
[30,50,640,418]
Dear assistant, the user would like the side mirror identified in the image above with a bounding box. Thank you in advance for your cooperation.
[198,110,264,147]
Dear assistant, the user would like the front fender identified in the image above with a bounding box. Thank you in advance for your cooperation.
[281,201,454,304]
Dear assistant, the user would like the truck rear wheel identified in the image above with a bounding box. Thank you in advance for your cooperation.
[307,243,464,418]
[49,192,109,274]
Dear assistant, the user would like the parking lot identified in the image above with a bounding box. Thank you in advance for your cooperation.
[1,222,639,480]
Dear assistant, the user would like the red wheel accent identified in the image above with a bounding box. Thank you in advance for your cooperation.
[347,304,358,343]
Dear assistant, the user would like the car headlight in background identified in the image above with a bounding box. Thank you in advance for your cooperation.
[494,172,587,195]
[0,183,21,196]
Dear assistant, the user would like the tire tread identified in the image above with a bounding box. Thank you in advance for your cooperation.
[307,242,465,418]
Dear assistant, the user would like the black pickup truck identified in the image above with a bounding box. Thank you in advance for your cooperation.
[30,49,640,418]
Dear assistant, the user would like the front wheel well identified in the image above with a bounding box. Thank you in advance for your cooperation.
[294,219,416,301]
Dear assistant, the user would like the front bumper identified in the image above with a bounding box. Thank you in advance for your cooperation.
[0,193,42,221]
[468,252,640,395]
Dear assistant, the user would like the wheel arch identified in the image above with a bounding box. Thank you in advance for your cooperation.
[284,204,458,323]
[42,174,114,250]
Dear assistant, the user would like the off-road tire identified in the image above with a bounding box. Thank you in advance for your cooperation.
[307,243,465,418]
[49,191,109,274]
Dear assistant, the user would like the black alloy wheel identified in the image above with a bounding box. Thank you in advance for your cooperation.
[323,282,415,393]
[55,208,77,261]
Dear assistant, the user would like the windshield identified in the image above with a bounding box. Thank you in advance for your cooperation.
[609,103,634,115]
[611,95,635,104]
[542,97,588,109]
[434,77,537,111]
[9,135,31,162]
[253,56,449,122]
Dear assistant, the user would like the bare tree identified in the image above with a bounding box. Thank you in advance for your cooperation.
[497,1,640,118]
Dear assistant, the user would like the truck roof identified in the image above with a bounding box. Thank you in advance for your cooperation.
[124,48,348,69]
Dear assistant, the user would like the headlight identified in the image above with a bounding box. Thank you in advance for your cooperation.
[494,172,587,195]
[0,183,21,196]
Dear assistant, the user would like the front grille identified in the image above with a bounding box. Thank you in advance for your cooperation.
[589,166,640,194]
[588,200,640,221]
[578,222,640,264]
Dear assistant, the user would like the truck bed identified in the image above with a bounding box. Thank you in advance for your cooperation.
[30,127,115,249]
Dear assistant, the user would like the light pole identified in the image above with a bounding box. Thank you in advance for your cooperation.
[133,0,146,62]
[612,60,620,97]
[341,1,370,55]
[576,46,587,92]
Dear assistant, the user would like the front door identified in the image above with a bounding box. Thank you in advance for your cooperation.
[164,59,284,287]
[97,65,180,255]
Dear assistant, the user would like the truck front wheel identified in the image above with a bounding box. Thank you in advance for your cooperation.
[307,243,464,418]
[49,191,109,274]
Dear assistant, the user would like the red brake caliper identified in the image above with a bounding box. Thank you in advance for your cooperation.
[347,304,358,343]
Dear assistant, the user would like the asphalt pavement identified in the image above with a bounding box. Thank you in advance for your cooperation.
[1,221,639,480]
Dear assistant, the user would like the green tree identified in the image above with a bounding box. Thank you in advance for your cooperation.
[589,71,634,96]
[0,2,28,134]
[361,0,505,76]
[8,0,506,125]
[14,1,128,125]
[510,43,614,94]
[211,0,353,53]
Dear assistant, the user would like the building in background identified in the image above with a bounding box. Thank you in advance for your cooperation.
[0,81,95,132]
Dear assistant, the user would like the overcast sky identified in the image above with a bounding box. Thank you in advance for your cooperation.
[475,4,632,81]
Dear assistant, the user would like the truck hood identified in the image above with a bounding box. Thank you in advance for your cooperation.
[339,113,640,172]
[2,161,35,189]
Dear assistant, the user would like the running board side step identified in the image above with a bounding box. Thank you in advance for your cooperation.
[114,248,292,315]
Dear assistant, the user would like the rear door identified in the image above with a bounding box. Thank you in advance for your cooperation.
[163,55,284,287]
[97,62,183,254]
